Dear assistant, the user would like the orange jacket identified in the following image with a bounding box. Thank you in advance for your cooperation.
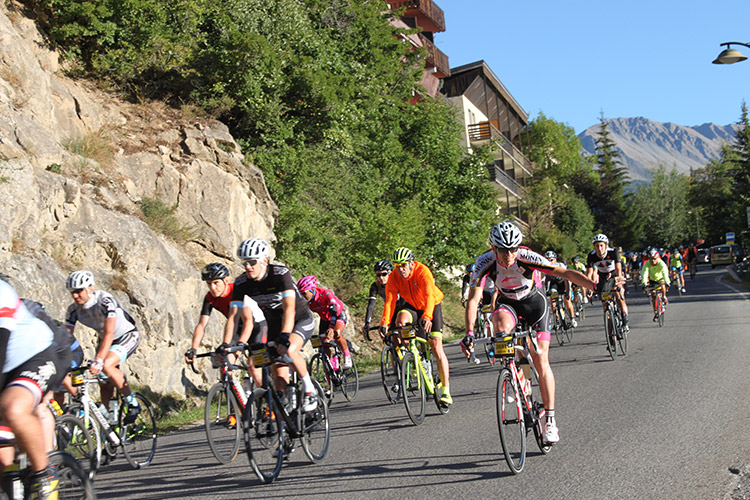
[381,261,444,324]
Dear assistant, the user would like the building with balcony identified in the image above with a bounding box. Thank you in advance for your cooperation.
[442,60,534,226]
[388,0,450,98]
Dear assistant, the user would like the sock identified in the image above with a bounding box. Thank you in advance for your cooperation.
[302,374,314,393]
[546,409,556,425]
[343,348,351,358]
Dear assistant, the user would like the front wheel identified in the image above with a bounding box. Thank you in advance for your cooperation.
[380,346,401,403]
[531,400,552,454]
[553,307,565,346]
[48,451,97,499]
[242,389,283,484]
[309,353,333,406]
[496,368,526,474]
[300,379,331,463]
[617,310,629,355]
[205,382,242,464]
[119,392,157,469]
[657,296,665,327]
[54,414,99,482]
[340,355,359,402]
[605,307,617,360]
[400,352,426,425]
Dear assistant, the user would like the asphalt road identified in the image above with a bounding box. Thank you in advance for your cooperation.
[92,265,750,500]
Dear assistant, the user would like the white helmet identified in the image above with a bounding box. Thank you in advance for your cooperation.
[592,233,609,245]
[237,238,269,260]
[544,250,557,260]
[489,221,523,249]
[66,270,95,290]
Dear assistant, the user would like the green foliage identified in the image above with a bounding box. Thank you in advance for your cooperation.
[137,196,193,241]
[631,164,690,248]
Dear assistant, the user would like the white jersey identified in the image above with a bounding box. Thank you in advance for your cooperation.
[65,290,138,341]
[471,247,557,301]
[242,295,267,323]
[0,280,53,373]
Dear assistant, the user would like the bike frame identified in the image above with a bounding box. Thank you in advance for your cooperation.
[397,327,436,396]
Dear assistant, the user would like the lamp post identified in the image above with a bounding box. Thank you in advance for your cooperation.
[712,42,750,64]
[688,210,700,241]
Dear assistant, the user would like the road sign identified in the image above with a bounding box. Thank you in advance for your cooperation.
[726,232,735,244]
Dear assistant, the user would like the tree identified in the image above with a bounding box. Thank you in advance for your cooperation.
[632,164,690,248]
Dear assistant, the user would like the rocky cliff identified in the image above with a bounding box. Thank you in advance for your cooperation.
[0,5,314,394]
[578,117,738,181]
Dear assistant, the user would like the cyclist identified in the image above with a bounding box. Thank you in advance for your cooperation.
[586,234,630,331]
[543,251,576,329]
[225,238,318,412]
[296,276,352,370]
[64,270,142,424]
[461,264,475,305]
[463,222,596,444]
[0,278,66,500]
[670,248,686,293]
[380,248,452,405]
[362,260,404,341]
[641,248,671,321]
[462,251,498,364]
[686,243,697,278]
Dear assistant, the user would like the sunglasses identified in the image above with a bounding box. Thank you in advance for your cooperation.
[493,246,519,254]
[243,259,260,266]
[70,288,85,294]
[375,272,389,277]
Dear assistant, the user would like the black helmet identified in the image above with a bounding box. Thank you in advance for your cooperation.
[374,260,394,272]
[201,263,229,281]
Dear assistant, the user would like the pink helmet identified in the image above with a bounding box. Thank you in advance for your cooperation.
[297,275,318,292]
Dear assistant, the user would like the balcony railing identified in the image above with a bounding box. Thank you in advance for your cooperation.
[488,163,525,199]
[390,0,446,33]
[468,121,532,174]
[417,33,450,77]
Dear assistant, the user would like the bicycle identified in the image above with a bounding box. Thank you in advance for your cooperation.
[548,289,572,346]
[308,334,359,405]
[572,285,586,322]
[48,400,100,481]
[242,342,330,484]
[190,345,250,464]
[378,328,404,404]
[644,284,666,328]
[0,425,97,499]
[390,324,450,426]
[475,302,496,364]
[477,322,550,474]
[670,268,683,296]
[66,365,157,469]
[599,290,628,359]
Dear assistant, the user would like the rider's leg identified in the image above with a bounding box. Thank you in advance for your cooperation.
[0,386,48,472]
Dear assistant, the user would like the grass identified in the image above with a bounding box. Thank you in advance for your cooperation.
[63,130,115,168]
[137,196,195,242]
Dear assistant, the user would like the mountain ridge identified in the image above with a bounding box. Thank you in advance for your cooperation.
[577,117,739,181]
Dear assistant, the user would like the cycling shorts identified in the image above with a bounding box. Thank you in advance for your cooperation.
[109,329,140,366]
[396,301,444,340]
[266,311,315,345]
[2,346,66,407]
[318,311,348,337]
[246,320,270,346]
[671,265,683,274]
[493,287,550,342]
[596,274,621,296]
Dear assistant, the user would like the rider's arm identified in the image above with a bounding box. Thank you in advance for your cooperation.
[238,301,255,344]
[280,293,296,334]
[364,282,378,326]
[191,314,210,350]
[222,302,241,344]
[95,316,116,361]
[380,278,399,330]
[550,266,596,291]
[415,264,439,322]
[661,261,671,286]
[464,287,483,333]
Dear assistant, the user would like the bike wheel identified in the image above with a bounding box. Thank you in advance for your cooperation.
[340,356,359,402]
[531,400,551,454]
[605,308,617,360]
[495,368,526,474]
[204,382,242,464]
[400,352,426,425]
[300,379,330,463]
[658,302,665,327]
[54,414,99,482]
[429,356,450,415]
[308,353,333,405]
[61,403,103,480]
[242,389,283,484]
[48,450,97,499]
[484,338,496,365]
[380,346,401,403]
[554,310,565,347]
[618,320,629,355]
[119,393,157,469]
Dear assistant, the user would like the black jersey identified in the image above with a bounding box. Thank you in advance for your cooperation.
[587,247,621,276]
[231,265,312,329]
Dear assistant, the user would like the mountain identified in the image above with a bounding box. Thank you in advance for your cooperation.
[578,117,739,181]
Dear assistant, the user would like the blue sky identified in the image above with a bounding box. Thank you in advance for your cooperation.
[435,0,750,134]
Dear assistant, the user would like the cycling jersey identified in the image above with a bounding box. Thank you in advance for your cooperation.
[231,264,314,339]
[641,259,671,286]
[587,247,621,276]
[671,254,683,269]
[0,280,54,373]
[382,261,444,325]
[200,282,235,318]
[470,248,553,302]
[365,281,386,325]
[306,287,346,329]
[65,290,138,341]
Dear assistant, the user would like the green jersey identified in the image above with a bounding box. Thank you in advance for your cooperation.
[641,258,671,286]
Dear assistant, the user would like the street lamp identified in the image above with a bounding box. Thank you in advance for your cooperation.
[712,42,750,65]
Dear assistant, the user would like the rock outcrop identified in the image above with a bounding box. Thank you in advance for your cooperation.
[0,5,341,394]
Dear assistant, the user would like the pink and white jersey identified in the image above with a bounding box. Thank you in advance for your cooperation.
[307,287,344,325]
[471,247,558,301]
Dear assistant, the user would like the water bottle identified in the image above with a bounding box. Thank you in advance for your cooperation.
[519,358,532,387]
[109,400,119,425]
[425,360,433,381]
[285,385,297,412]
[2,464,23,500]
[516,365,531,397]
[98,403,110,422]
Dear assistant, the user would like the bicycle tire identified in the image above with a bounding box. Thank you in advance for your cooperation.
[605,307,617,360]
[340,356,359,402]
[204,382,242,464]
[495,368,526,474]
[553,305,565,346]
[309,353,334,405]
[119,393,157,469]
[400,352,426,425]
[61,403,103,480]
[380,346,401,403]
[54,414,99,482]
[530,400,551,454]
[429,356,449,415]
[300,379,331,463]
[242,389,283,484]
[658,303,665,327]
[484,339,496,365]
[618,321,629,355]
[48,450,98,499]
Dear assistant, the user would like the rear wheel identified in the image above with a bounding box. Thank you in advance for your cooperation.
[400,352,426,425]
[380,346,400,403]
[617,310,629,355]
[242,389,283,484]
[119,393,157,469]
[605,307,617,360]
[308,353,333,405]
[340,355,359,402]
[531,400,551,454]
[54,414,99,482]
[554,305,565,346]
[300,379,330,463]
[204,382,242,464]
[657,296,665,327]
[48,450,97,499]
[495,368,526,474]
